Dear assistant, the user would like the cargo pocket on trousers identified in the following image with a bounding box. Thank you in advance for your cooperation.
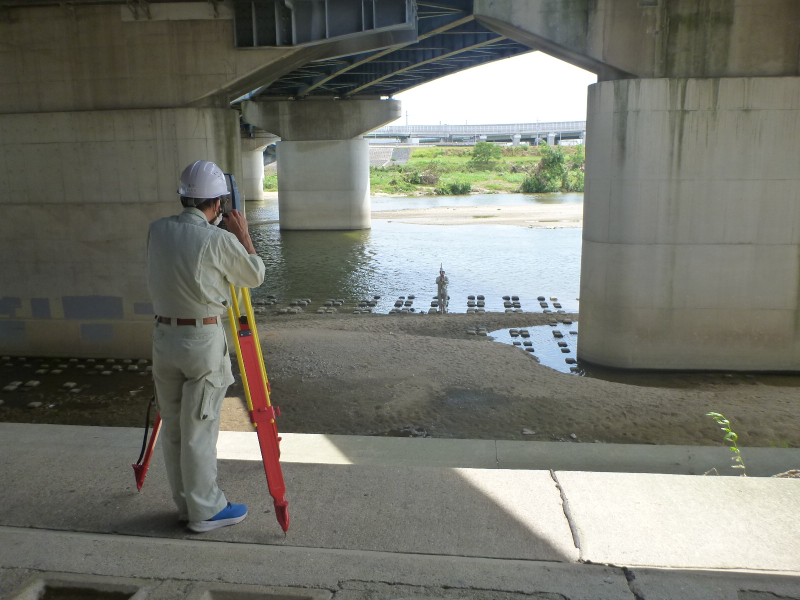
[199,374,227,422]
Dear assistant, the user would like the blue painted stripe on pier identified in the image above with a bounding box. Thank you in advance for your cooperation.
[0,297,21,318]
[31,298,51,319]
[63,296,124,320]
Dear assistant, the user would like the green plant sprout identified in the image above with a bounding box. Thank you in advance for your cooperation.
[706,412,747,476]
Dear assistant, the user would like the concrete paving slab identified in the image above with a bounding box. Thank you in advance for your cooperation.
[498,441,800,476]
[219,431,500,469]
[229,433,800,475]
[497,441,692,474]
[0,424,577,562]
[3,423,798,476]
[556,471,800,571]
[626,567,800,600]
[0,527,633,600]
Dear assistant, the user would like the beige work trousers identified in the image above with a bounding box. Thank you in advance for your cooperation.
[152,320,235,522]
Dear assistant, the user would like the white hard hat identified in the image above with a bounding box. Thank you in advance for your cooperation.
[178,160,229,199]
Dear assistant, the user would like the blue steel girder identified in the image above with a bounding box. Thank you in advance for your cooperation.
[244,0,533,101]
[233,0,417,48]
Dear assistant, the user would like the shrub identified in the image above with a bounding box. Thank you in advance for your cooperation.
[419,170,439,185]
[538,142,567,179]
[471,141,502,163]
[563,169,584,192]
[451,180,472,195]
[567,144,585,171]
[521,174,548,193]
[520,142,587,193]
[263,174,278,191]
[435,179,472,195]
[402,169,422,185]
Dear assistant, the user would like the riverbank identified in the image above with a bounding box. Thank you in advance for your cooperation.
[250,192,584,229]
[264,144,585,196]
[2,311,800,450]
[371,202,582,227]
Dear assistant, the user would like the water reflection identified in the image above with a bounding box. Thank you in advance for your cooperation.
[490,323,579,374]
[250,227,380,302]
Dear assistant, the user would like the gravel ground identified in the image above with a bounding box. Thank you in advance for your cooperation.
[2,312,800,448]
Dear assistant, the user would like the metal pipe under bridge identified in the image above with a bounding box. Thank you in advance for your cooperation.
[365,121,586,144]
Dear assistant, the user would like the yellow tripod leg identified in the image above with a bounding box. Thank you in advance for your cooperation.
[241,288,273,414]
[227,284,255,422]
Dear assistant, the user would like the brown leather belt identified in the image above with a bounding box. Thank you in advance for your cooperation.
[157,316,218,326]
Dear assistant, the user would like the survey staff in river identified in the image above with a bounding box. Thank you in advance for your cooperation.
[146,160,265,532]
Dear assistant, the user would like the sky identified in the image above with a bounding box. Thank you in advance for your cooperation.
[389,51,597,126]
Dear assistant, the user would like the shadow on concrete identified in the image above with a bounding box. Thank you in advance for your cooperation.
[0,424,576,562]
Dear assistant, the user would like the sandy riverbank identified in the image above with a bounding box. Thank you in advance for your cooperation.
[253,193,583,228]
[371,203,583,227]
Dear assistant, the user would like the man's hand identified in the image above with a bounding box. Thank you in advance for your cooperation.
[222,210,257,255]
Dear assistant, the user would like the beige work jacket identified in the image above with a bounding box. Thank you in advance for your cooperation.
[147,207,265,318]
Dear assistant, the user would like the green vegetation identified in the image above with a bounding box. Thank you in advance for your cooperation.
[435,179,472,195]
[264,173,278,191]
[706,412,747,476]
[370,143,585,196]
[521,143,584,193]
[263,143,586,196]
[471,141,503,163]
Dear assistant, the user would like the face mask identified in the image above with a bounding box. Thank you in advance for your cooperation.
[212,200,223,226]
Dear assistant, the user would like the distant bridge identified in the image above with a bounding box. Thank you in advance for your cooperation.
[365,121,586,144]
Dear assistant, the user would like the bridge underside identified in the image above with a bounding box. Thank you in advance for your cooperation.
[236,0,532,101]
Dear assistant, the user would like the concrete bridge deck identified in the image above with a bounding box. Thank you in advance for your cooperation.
[2,423,799,599]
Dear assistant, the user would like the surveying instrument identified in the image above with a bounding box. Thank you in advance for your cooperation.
[132,174,290,533]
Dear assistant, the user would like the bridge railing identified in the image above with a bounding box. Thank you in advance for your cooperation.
[367,122,586,137]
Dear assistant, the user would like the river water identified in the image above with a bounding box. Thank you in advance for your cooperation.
[246,193,800,383]
[247,192,583,316]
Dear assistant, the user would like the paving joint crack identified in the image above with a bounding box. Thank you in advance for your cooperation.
[337,578,569,598]
[622,567,646,600]
[549,470,581,553]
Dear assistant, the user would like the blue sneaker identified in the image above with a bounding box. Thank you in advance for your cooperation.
[188,502,248,532]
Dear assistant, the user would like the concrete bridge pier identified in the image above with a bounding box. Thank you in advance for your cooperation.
[475,0,800,370]
[242,98,400,230]
[0,107,242,358]
[579,77,800,370]
[240,135,279,202]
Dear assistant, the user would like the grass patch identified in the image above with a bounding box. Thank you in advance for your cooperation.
[263,173,278,191]
[373,144,584,196]
[265,144,586,197]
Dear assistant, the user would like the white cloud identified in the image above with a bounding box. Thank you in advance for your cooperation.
[390,51,597,126]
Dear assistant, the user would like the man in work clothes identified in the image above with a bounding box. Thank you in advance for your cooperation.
[147,160,265,532]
